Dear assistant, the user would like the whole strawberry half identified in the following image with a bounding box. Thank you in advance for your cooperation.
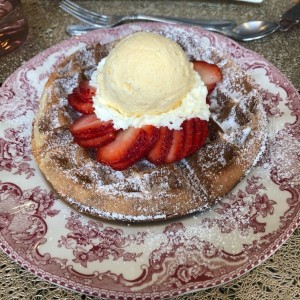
[193,61,222,95]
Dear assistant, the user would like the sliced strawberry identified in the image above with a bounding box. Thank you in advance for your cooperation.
[78,80,96,101]
[189,118,201,155]
[108,125,159,170]
[110,153,145,170]
[97,127,146,166]
[199,119,209,147]
[193,61,222,94]
[72,80,96,103]
[147,127,172,165]
[177,118,195,160]
[70,114,115,140]
[189,118,209,155]
[68,80,96,114]
[142,125,159,153]
[68,93,94,114]
[206,97,211,106]
[164,129,185,163]
[74,132,116,148]
[116,126,159,164]
[109,160,134,171]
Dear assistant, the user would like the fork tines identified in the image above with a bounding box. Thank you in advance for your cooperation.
[60,0,109,26]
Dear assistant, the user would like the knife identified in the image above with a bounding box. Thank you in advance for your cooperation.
[278,1,300,31]
[278,2,300,31]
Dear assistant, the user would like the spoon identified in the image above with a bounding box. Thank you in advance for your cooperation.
[222,20,280,41]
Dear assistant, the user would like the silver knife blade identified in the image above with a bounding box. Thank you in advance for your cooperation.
[281,1,300,21]
[279,2,300,31]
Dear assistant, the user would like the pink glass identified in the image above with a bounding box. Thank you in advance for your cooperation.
[0,0,28,56]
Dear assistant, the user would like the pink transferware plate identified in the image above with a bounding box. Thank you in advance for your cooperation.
[0,23,299,299]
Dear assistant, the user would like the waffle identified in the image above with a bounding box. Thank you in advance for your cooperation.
[31,30,267,222]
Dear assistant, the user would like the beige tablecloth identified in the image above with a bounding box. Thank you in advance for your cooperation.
[0,0,299,299]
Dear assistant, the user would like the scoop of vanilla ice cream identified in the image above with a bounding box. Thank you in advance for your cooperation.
[96,32,195,116]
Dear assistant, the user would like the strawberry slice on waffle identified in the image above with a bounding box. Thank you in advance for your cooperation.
[147,127,173,165]
[74,132,116,148]
[68,80,96,114]
[70,114,116,140]
[97,127,147,166]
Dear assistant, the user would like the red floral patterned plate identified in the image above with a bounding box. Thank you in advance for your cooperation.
[0,23,299,299]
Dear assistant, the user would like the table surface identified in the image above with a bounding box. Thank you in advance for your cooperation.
[0,0,299,299]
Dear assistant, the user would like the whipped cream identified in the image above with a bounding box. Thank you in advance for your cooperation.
[91,57,210,130]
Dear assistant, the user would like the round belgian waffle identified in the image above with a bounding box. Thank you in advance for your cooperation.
[31,29,267,222]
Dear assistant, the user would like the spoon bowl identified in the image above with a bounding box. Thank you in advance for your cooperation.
[228,20,280,41]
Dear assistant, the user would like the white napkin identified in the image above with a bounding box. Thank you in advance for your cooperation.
[236,0,263,3]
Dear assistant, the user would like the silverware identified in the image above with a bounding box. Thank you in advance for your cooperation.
[60,0,236,30]
[223,1,300,41]
[65,2,300,42]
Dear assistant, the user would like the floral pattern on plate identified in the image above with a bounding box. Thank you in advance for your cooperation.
[0,23,299,299]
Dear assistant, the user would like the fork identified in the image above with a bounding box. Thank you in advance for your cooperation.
[60,0,236,30]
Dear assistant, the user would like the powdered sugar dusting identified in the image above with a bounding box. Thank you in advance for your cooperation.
[1,23,300,298]
[30,25,269,223]
[27,43,87,97]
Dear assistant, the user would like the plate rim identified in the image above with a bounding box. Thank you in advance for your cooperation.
[0,22,299,299]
